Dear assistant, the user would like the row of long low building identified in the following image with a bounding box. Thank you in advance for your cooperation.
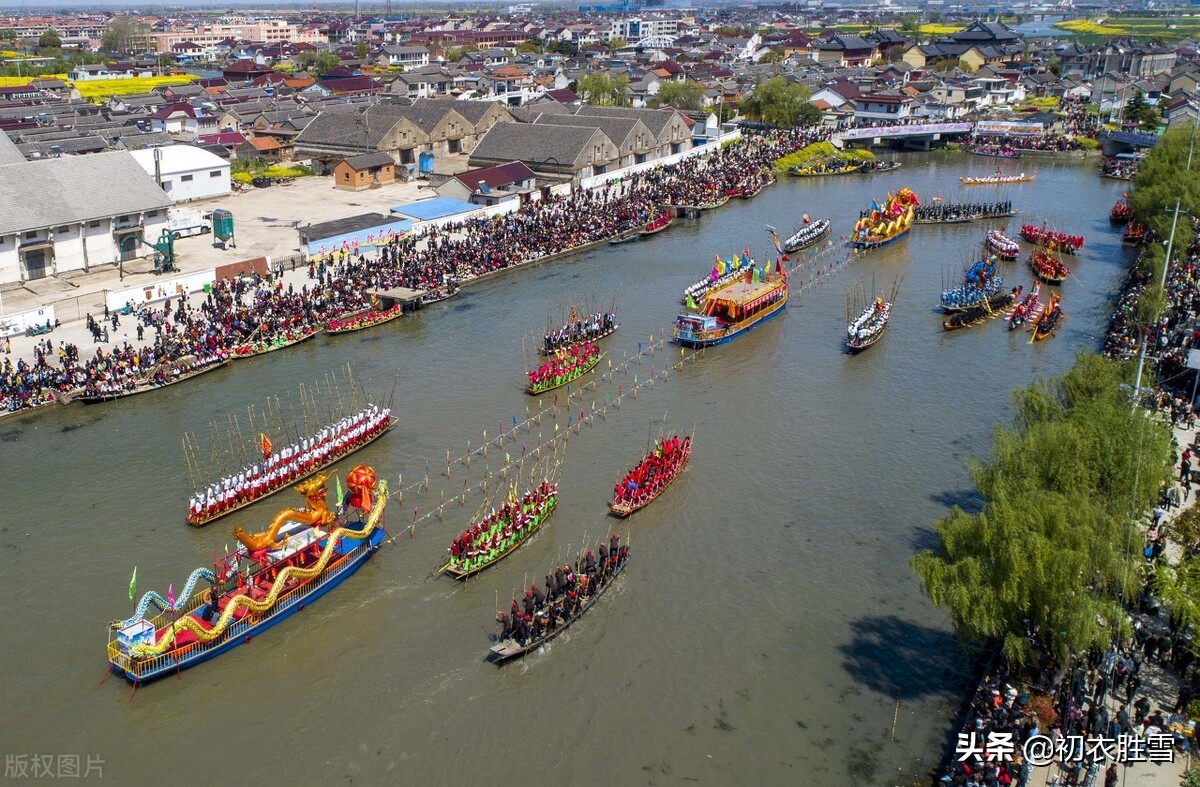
[0,133,174,284]
[294,97,705,183]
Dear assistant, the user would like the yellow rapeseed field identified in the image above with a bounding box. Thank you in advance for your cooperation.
[74,75,196,102]
[1054,19,1130,35]
[917,24,966,35]
[0,73,68,86]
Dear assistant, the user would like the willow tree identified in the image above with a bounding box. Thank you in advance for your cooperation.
[1130,122,1200,249]
[912,353,1174,665]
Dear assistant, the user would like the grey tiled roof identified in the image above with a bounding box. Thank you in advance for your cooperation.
[0,150,173,235]
[572,104,681,136]
[535,112,647,148]
[0,132,25,165]
[471,122,608,169]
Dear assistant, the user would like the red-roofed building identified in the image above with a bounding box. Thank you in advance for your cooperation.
[436,160,537,204]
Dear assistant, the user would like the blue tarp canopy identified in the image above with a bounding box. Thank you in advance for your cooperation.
[390,197,478,222]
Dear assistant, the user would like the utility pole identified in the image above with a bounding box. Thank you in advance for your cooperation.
[1130,122,1197,411]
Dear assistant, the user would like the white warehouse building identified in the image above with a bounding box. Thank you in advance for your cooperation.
[0,148,174,284]
[131,144,231,203]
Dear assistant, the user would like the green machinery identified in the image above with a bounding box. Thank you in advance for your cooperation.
[120,230,177,274]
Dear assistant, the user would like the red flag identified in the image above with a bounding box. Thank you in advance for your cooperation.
[259,432,272,460]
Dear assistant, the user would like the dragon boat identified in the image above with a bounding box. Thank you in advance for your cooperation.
[681,252,753,305]
[79,354,229,403]
[1029,247,1070,285]
[525,343,602,395]
[610,435,691,517]
[675,259,787,348]
[1110,200,1132,224]
[986,229,1020,261]
[640,212,673,237]
[438,481,558,579]
[327,303,403,334]
[488,539,629,664]
[851,188,918,252]
[1031,293,1064,342]
[790,158,865,177]
[940,257,1004,312]
[942,288,1018,331]
[738,174,774,198]
[863,160,903,173]
[783,219,831,253]
[1019,224,1084,254]
[1006,283,1042,330]
[847,299,891,352]
[186,404,395,526]
[959,172,1036,186]
[231,325,321,359]
[107,467,387,687]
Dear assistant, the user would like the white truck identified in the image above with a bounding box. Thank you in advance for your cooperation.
[165,208,213,239]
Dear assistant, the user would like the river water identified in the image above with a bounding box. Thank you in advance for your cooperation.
[0,151,1130,785]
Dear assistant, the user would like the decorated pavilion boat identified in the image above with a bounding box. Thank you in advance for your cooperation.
[610,435,691,517]
[959,171,1036,186]
[1123,222,1147,244]
[437,481,558,579]
[79,353,229,404]
[487,539,629,664]
[231,325,321,360]
[783,219,831,253]
[1006,283,1042,330]
[940,258,1004,312]
[640,212,673,237]
[1029,247,1070,285]
[1110,200,1133,224]
[107,467,388,687]
[942,288,1018,331]
[674,261,788,348]
[851,188,919,252]
[186,404,395,527]
[327,303,403,335]
[680,253,752,306]
[525,343,602,395]
[1019,224,1084,254]
[986,229,1020,261]
[1031,293,1064,341]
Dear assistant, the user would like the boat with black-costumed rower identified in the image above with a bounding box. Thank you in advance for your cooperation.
[488,536,630,664]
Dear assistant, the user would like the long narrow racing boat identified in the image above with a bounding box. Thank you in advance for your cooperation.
[960,172,1035,186]
[186,404,395,526]
[488,537,629,664]
[327,303,403,334]
[610,435,691,517]
[231,325,322,360]
[525,343,602,394]
[107,467,387,687]
[1029,247,1069,285]
[986,229,1020,261]
[783,219,831,253]
[1031,292,1064,342]
[438,481,557,579]
[80,354,229,403]
[640,212,673,237]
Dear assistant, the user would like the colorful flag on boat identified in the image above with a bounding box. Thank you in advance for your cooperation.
[767,225,783,255]
[129,566,137,600]
[258,432,272,459]
[335,474,343,506]
[167,584,175,609]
